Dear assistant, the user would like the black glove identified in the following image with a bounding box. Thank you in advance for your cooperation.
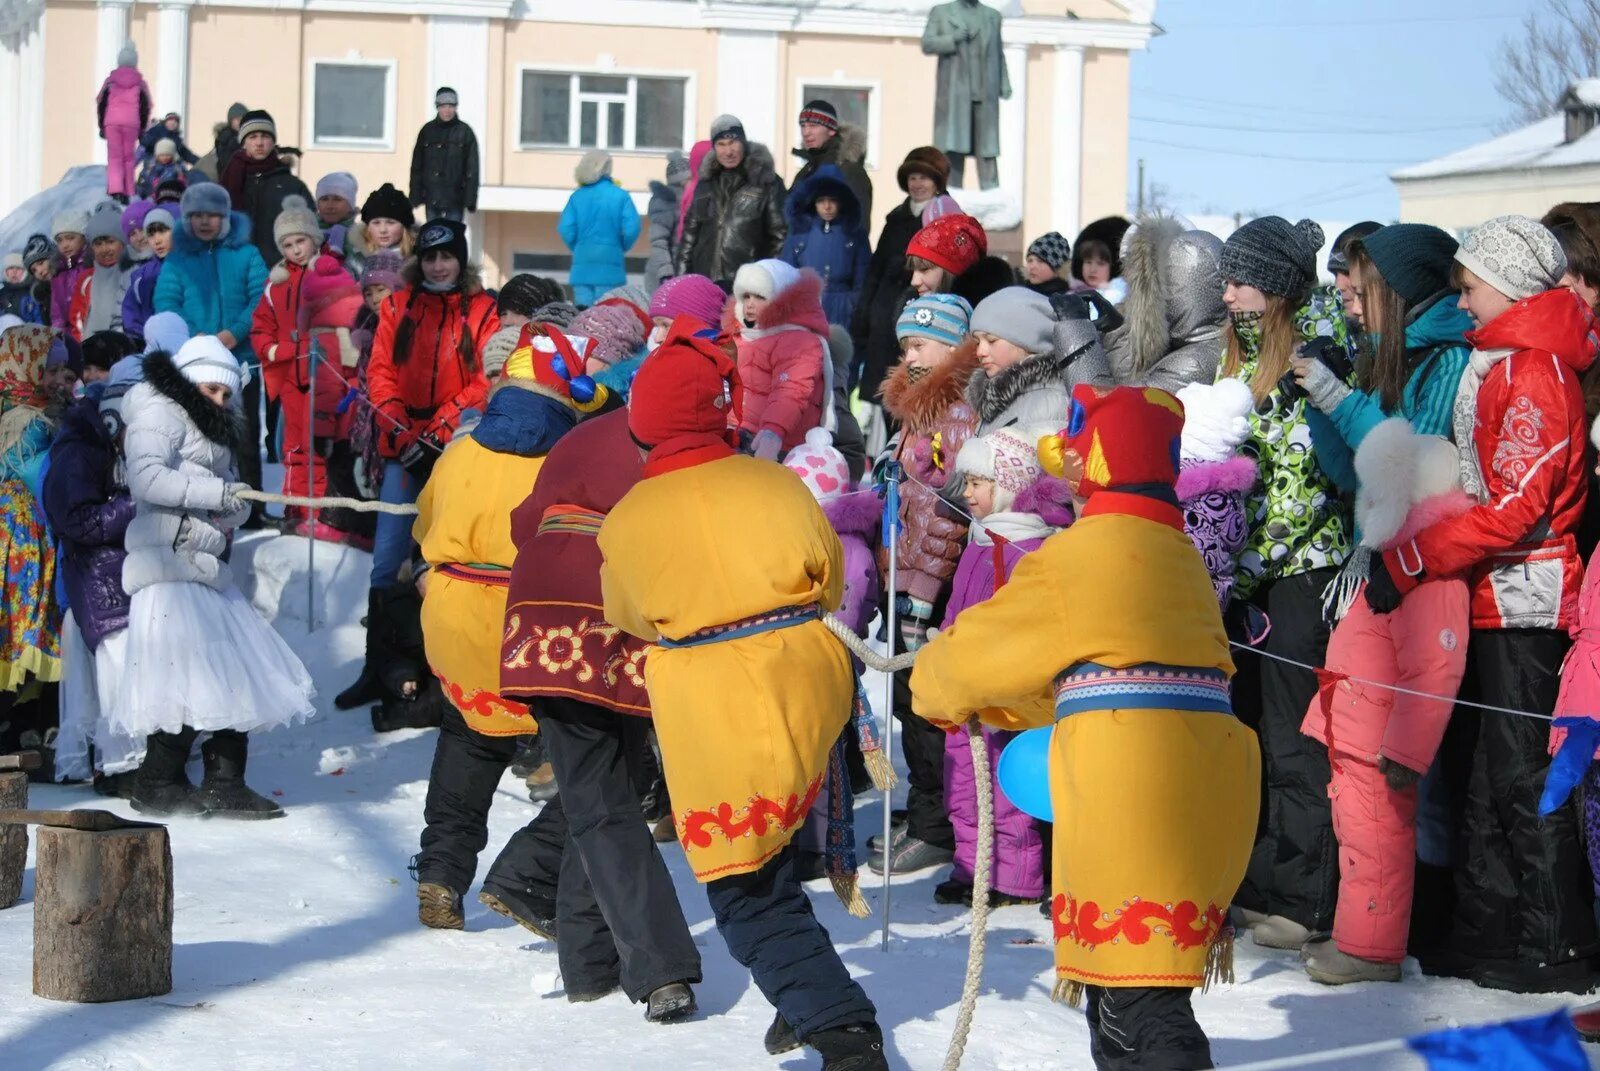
[1364,556,1403,615]
[1379,757,1422,793]
[398,435,440,484]
[1279,336,1354,402]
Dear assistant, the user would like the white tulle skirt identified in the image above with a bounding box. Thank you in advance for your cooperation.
[113,581,317,738]
[56,615,144,779]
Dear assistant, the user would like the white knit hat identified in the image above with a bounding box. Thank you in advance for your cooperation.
[273,195,322,252]
[782,427,852,501]
[1455,214,1567,301]
[732,258,801,301]
[955,426,1044,513]
[174,335,245,394]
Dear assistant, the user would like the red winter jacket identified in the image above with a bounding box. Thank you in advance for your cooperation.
[249,261,308,401]
[366,280,497,457]
[726,270,830,451]
[1388,288,1596,630]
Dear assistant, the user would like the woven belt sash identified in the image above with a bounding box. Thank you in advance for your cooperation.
[655,604,820,650]
[434,563,512,587]
[538,504,606,537]
[1053,661,1232,719]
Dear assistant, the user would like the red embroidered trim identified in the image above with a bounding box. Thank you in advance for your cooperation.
[678,771,824,851]
[1050,893,1226,951]
[440,676,534,733]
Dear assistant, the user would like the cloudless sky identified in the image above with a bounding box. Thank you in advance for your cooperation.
[1127,0,1526,223]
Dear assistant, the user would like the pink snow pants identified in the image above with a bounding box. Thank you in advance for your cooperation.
[105,124,139,199]
[944,726,1045,898]
[1303,576,1469,962]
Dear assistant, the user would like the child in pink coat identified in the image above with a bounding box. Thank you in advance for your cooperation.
[97,44,152,202]
[1554,415,1600,901]
[726,259,831,460]
[1299,418,1472,984]
[935,424,1070,906]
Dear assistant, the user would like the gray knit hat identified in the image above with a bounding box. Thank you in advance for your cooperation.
[51,208,88,239]
[435,87,459,107]
[533,301,579,328]
[22,234,55,270]
[710,114,746,144]
[665,151,691,185]
[1219,216,1325,299]
[1455,215,1567,301]
[1027,232,1072,271]
[83,203,125,245]
[970,286,1056,355]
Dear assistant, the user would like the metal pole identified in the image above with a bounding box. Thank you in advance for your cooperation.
[880,461,901,953]
[305,344,316,631]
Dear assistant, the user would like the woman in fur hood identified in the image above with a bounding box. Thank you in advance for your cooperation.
[1106,214,1228,394]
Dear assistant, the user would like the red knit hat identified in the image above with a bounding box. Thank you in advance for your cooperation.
[906,213,987,277]
[300,255,365,331]
[1040,384,1185,499]
[628,317,741,449]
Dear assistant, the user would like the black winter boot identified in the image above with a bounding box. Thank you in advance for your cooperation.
[644,982,697,1023]
[371,677,449,733]
[197,731,284,820]
[478,880,557,941]
[765,1013,801,1055]
[810,1023,888,1071]
[130,728,206,816]
[335,589,386,710]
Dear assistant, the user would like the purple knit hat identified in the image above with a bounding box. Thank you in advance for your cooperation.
[120,198,155,238]
[649,274,727,331]
[360,249,405,293]
[569,303,645,368]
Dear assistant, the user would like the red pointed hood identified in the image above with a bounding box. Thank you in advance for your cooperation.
[1469,287,1597,374]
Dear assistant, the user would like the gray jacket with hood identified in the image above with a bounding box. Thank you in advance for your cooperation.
[966,308,1114,435]
[1105,215,1226,395]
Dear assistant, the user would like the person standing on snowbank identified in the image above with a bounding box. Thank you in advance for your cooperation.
[96,43,151,204]
[599,324,886,1070]
[115,336,315,818]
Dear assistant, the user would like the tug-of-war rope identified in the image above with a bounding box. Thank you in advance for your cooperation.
[240,414,1569,1068]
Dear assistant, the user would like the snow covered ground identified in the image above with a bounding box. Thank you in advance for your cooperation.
[0,532,1594,1070]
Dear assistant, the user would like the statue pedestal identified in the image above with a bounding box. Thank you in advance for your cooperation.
[953,186,1022,234]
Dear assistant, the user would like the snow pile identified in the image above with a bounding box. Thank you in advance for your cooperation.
[0,166,110,256]
[0,531,1588,1069]
[953,186,1023,234]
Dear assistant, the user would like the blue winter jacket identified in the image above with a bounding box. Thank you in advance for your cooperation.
[153,211,268,364]
[120,256,165,345]
[780,165,871,328]
[558,176,641,290]
[1310,292,1473,495]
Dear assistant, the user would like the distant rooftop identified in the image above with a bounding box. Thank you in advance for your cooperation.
[1393,81,1600,182]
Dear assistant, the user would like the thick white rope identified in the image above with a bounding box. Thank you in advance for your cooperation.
[943,719,994,1071]
[236,488,422,516]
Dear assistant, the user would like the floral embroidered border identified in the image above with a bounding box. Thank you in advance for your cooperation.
[1050,893,1226,952]
[677,771,825,851]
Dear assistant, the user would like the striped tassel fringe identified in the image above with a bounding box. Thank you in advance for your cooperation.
[853,680,897,791]
[1202,927,1236,994]
[1052,977,1085,1007]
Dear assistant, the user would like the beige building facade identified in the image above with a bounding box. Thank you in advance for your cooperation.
[0,0,1151,285]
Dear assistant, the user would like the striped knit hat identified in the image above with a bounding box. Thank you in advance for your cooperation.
[896,293,971,346]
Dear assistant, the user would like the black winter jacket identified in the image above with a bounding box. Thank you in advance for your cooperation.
[409,118,480,213]
[225,157,314,269]
[790,125,873,228]
[674,143,787,284]
[852,198,924,401]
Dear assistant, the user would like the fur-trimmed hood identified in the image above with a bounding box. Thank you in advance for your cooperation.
[821,487,880,541]
[1012,473,1075,528]
[140,348,245,450]
[1176,455,1257,503]
[792,123,868,169]
[1119,214,1225,377]
[698,141,779,188]
[721,268,830,337]
[879,337,982,428]
[1354,417,1471,550]
[966,350,1067,425]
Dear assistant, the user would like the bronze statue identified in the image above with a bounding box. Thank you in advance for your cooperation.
[921,0,1010,191]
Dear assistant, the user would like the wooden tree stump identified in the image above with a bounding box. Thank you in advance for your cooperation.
[32,824,173,1002]
[0,771,24,909]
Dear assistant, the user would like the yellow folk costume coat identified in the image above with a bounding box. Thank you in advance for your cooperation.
[415,435,545,736]
[599,454,853,882]
[911,502,1260,993]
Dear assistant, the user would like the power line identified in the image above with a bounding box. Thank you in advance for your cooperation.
[1132,114,1489,137]
[1137,89,1474,125]
[1129,136,1412,165]
[1159,13,1519,31]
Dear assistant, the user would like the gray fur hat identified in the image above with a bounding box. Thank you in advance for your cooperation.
[1219,216,1324,299]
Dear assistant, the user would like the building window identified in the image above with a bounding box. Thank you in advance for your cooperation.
[309,60,394,149]
[519,70,690,152]
[799,83,877,167]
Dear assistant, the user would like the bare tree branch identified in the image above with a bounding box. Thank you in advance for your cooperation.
[1495,0,1600,128]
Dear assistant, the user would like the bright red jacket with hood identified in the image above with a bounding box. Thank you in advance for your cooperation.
[1387,287,1596,630]
[726,269,830,452]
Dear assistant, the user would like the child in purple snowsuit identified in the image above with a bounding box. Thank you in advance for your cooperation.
[784,427,882,878]
[936,424,1070,906]
[97,44,151,202]
[1174,379,1257,610]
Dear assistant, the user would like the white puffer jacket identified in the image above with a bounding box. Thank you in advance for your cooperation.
[121,349,250,596]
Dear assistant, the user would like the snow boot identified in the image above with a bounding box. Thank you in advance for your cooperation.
[371,677,449,733]
[130,728,207,816]
[418,882,464,930]
[508,735,543,779]
[478,882,557,941]
[934,879,973,906]
[1302,940,1402,985]
[866,811,909,855]
[765,1013,801,1055]
[1230,905,1268,931]
[1471,956,1598,995]
[866,835,952,876]
[525,762,558,804]
[336,589,386,710]
[1251,914,1311,950]
[196,731,284,820]
[644,982,697,1024]
[810,1023,889,1071]
[92,770,137,799]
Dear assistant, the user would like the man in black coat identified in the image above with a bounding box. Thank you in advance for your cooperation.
[409,88,480,222]
[218,110,314,269]
[673,114,787,286]
[789,100,872,226]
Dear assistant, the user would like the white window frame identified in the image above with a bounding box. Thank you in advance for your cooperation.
[306,56,397,152]
[515,64,697,155]
[794,78,882,170]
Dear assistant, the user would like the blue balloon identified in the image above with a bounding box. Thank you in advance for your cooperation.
[997,725,1055,822]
